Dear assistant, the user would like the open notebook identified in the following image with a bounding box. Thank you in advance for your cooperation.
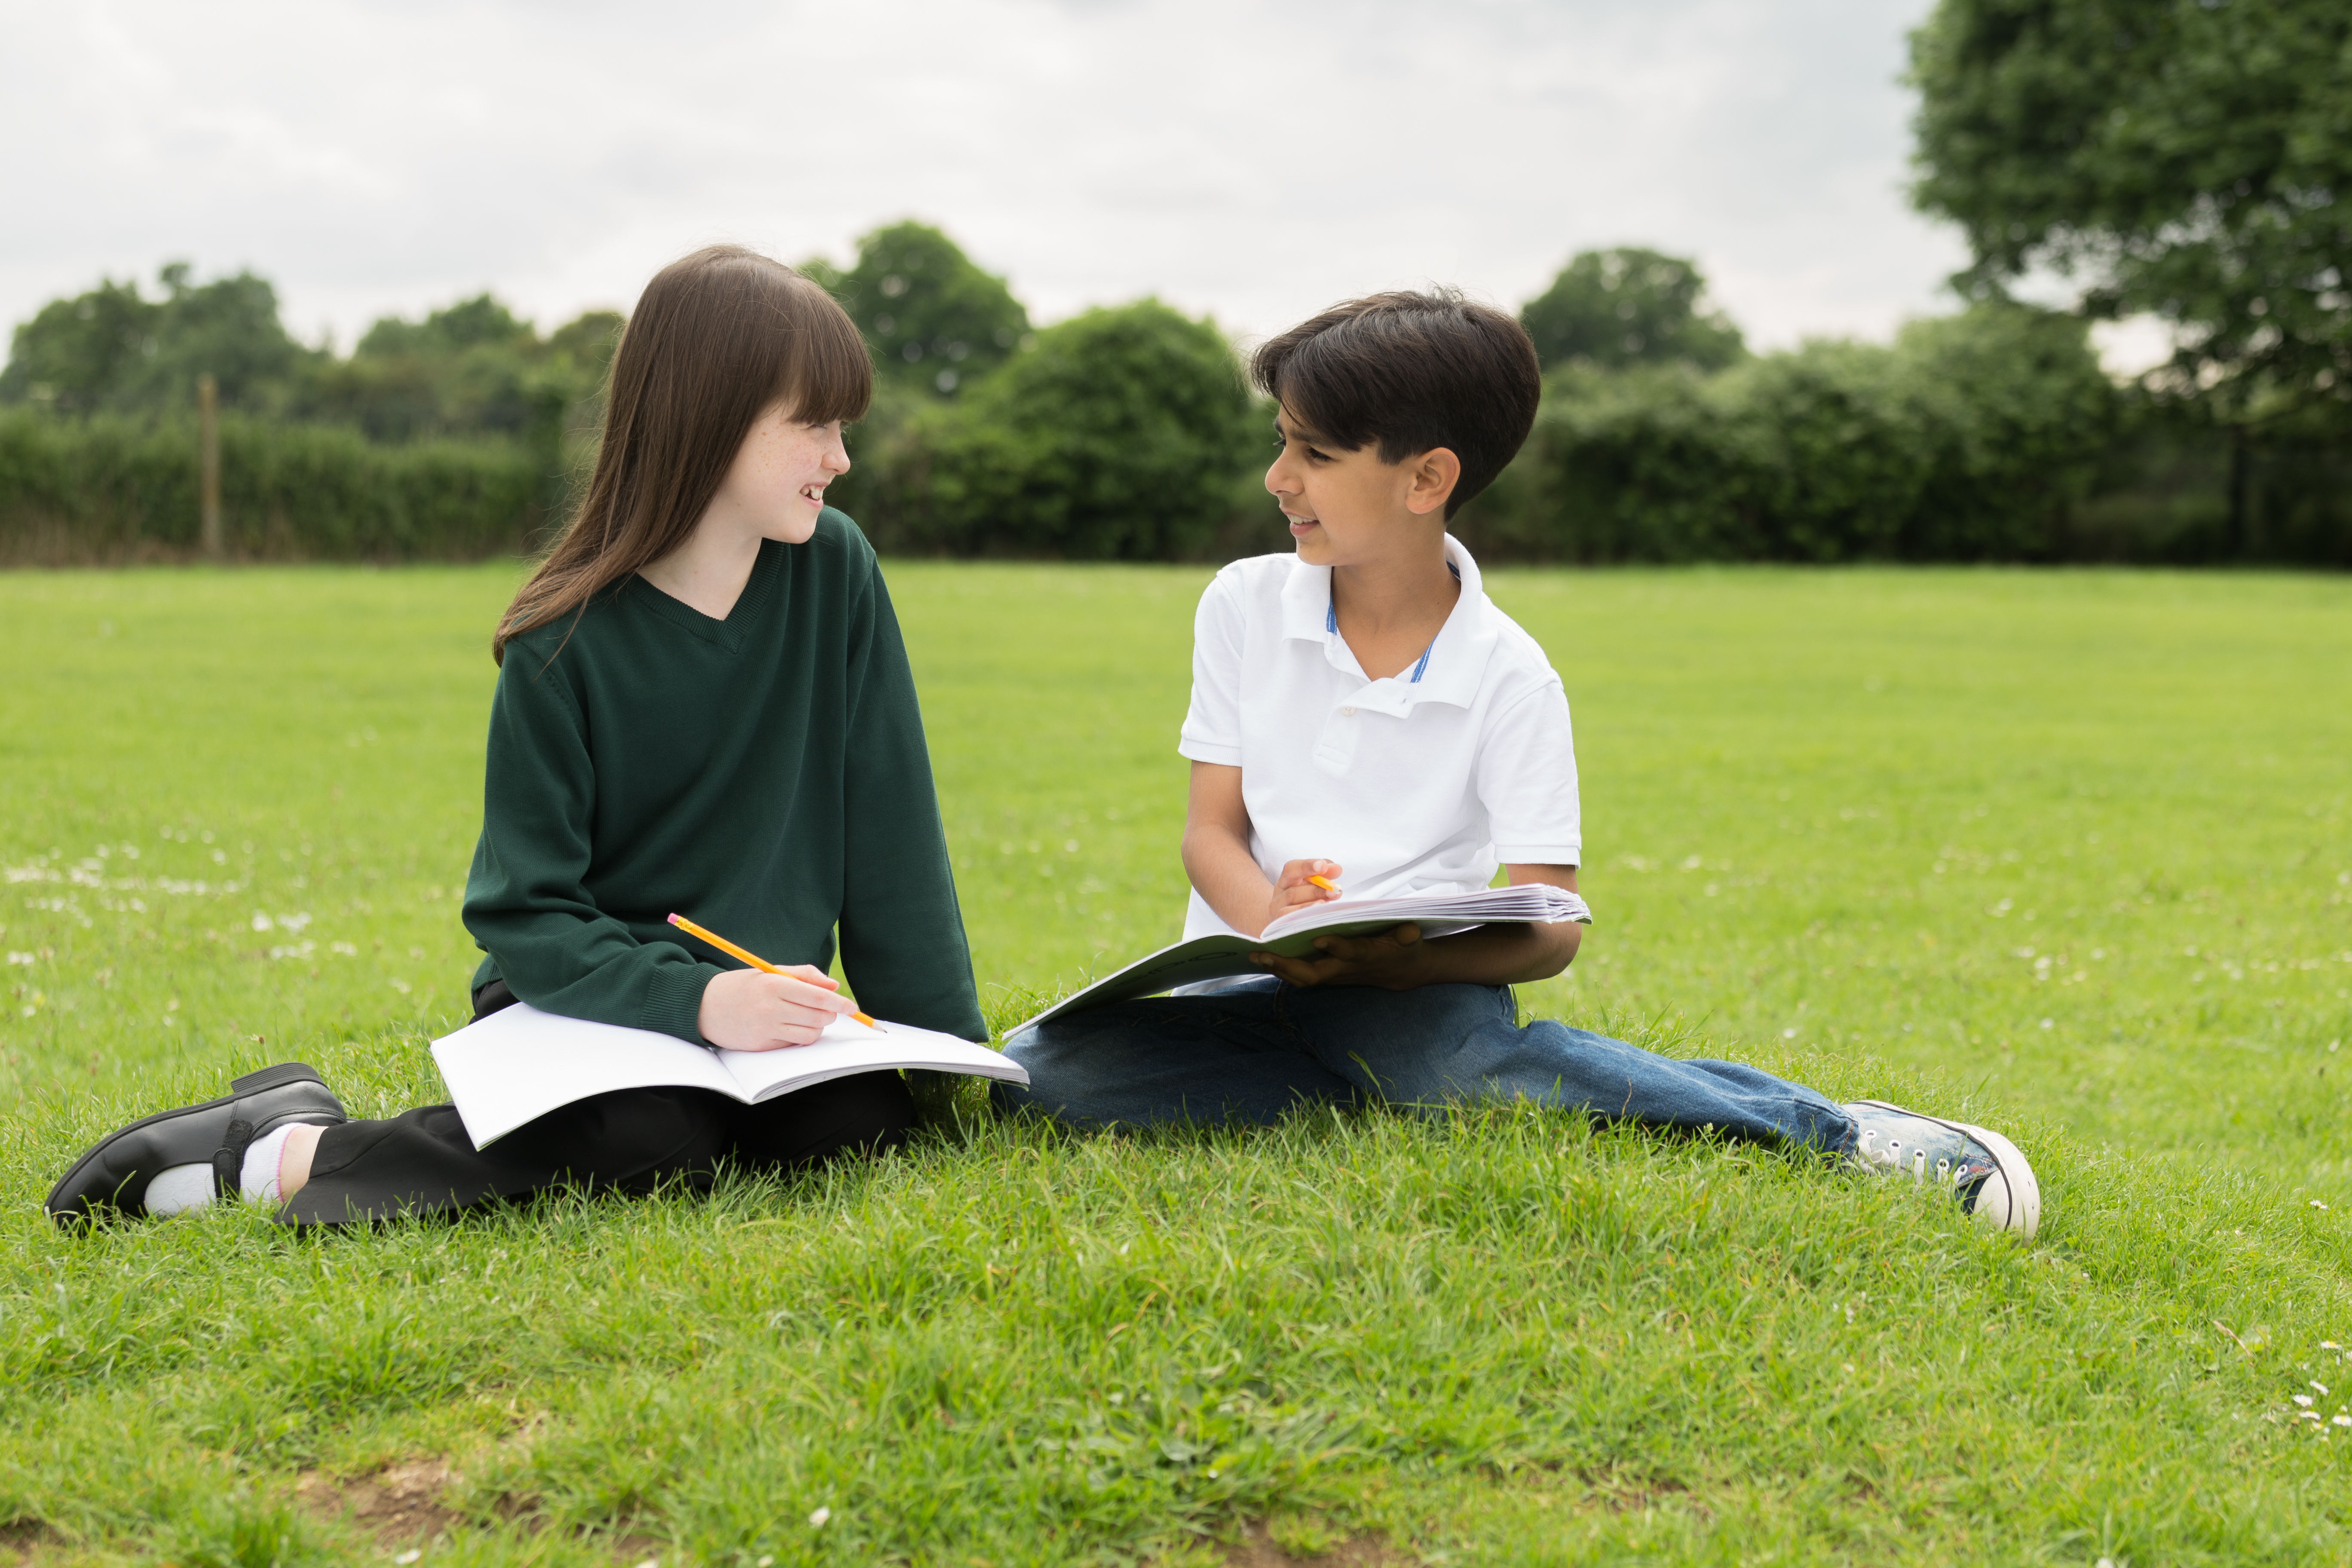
[1008,882,1591,1035]
[430,1002,1027,1149]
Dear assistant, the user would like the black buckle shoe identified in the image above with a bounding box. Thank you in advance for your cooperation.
[46,1063,347,1227]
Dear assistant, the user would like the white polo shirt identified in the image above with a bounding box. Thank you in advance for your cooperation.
[1176,533,1582,942]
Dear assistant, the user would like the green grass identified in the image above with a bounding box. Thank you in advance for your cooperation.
[3,561,2351,1566]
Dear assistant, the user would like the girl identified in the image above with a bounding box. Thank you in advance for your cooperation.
[48,245,986,1228]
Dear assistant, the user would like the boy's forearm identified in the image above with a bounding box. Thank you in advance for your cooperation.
[1412,920,1583,987]
[1409,862,1582,987]
[1180,823,1278,937]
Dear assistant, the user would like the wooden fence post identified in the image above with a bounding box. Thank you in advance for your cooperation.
[197,373,222,559]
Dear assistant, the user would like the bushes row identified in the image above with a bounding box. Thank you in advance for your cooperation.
[0,410,550,564]
[1452,303,2350,567]
[0,291,1260,567]
[830,295,2350,568]
[6,300,2343,569]
[9,232,2344,568]
[1459,303,2118,563]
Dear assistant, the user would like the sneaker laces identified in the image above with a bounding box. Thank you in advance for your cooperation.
[1854,1126,1981,1190]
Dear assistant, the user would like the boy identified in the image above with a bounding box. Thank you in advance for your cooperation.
[995,289,2039,1237]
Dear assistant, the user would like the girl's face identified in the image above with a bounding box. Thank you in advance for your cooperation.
[709,400,852,545]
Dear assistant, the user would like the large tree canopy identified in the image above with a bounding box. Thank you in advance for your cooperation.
[299,294,619,445]
[809,221,1030,396]
[1519,248,1745,374]
[1909,0,2352,423]
[0,263,621,448]
[922,299,1255,558]
[0,263,311,413]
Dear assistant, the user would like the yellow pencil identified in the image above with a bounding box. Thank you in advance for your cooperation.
[1306,875,1338,893]
[666,913,876,1027]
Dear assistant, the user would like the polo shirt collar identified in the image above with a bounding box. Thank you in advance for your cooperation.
[1413,535,1499,708]
[1279,553,1334,644]
[1279,534,1499,709]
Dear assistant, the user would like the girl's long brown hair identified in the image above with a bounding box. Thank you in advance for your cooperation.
[493,245,873,664]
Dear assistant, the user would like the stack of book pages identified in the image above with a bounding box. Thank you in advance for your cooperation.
[1011,882,1592,1032]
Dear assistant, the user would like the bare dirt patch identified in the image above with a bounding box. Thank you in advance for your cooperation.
[1225,1519,1396,1566]
[0,1519,61,1567]
[294,1457,463,1547]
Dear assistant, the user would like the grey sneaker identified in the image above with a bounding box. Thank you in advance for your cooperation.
[1843,1100,2040,1240]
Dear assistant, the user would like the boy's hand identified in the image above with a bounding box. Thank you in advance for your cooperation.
[698,965,858,1050]
[1253,923,1428,990]
[1267,858,1343,928]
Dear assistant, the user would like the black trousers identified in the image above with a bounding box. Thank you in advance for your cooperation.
[279,981,916,1226]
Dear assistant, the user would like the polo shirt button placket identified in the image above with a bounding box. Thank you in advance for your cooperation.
[1315,696,1367,772]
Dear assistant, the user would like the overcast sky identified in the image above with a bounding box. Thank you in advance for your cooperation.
[3,0,1974,356]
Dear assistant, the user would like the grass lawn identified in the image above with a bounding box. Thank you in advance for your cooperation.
[3,559,2350,1566]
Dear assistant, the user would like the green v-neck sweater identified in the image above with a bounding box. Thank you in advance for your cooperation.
[462,510,986,1044]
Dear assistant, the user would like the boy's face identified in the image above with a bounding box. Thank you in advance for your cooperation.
[1265,405,1454,567]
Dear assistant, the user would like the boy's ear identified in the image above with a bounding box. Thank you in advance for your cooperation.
[1403,447,1462,518]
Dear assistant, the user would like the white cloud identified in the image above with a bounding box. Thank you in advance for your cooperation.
[0,0,1967,354]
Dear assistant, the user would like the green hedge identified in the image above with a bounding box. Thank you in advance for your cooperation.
[1456,303,2128,563]
[0,410,550,564]
[7,303,2344,569]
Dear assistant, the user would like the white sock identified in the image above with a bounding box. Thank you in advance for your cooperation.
[142,1124,301,1215]
[241,1123,298,1202]
[143,1162,214,1216]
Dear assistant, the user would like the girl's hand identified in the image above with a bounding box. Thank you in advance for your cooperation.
[698,965,858,1050]
[1267,859,1342,928]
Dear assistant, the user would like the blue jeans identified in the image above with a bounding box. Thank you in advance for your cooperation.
[993,978,1857,1153]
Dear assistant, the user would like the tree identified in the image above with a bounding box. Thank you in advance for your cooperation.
[132,265,313,409]
[1891,300,2119,555]
[1909,0,2352,434]
[818,221,1029,395]
[295,297,614,447]
[0,263,310,413]
[354,294,535,357]
[545,310,625,367]
[0,277,154,412]
[918,300,1255,557]
[1519,248,1745,372]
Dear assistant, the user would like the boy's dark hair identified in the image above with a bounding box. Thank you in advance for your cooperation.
[1250,288,1540,520]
